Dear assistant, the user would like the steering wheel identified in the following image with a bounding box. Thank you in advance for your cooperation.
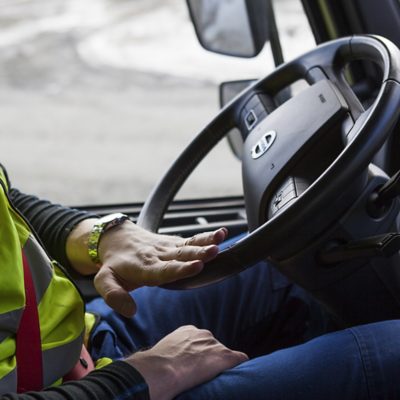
[137,35,400,290]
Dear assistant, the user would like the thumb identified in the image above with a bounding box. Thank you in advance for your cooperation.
[94,266,137,318]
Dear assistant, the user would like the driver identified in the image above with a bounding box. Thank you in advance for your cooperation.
[2,164,400,400]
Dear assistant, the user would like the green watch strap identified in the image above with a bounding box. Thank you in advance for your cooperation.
[87,213,129,265]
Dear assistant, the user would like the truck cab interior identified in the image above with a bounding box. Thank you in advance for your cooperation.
[71,0,400,328]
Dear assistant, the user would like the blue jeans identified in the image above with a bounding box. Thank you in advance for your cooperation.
[177,320,400,399]
[86,261,400,399]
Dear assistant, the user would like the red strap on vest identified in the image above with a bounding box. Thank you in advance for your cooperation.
[16,251,43,392]
[16,251,95,391]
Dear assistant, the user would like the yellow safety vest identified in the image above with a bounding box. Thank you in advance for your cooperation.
[0,166,85,393]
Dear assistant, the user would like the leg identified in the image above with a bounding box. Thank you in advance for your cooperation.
[87,259,328,360]
[176,320,400,400]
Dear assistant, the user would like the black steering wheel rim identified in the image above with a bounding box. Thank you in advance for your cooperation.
[138,35,400,289]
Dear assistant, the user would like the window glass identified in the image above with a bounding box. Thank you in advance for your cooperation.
[272,0,316,61]
[0,0,314,205]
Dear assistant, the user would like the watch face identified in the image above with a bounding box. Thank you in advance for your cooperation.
[102,213,129,229]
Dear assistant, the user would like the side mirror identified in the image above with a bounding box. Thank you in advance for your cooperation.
[186,0,270,58]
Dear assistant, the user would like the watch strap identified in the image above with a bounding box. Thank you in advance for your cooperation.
[88,213,129,265]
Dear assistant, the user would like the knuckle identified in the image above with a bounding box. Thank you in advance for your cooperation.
[185,235,196,246]
[225,349,245,363]
[176,247,184,258]
[218,349,236,363]
[136,248,154,266]
[222,347,235,356]
[154,244,166,253]
[199,328,213,338]
[199,246,209,256]
[180,324,197,331]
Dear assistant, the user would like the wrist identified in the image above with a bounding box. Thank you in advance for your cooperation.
[66,218,100,275]
[87,213,130,266]
[125,350,178,400]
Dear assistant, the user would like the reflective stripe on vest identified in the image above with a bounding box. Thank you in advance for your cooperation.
[0,167,85,393]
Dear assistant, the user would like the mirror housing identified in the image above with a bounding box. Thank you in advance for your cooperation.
[187,0,270,58]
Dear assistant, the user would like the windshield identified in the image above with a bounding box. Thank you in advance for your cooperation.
[0,0,314,205]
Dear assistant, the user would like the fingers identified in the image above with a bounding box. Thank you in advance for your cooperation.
[183,227,228,247]
[141,259,205,285]
[195,328,249,371]
[212,227,228,244]
[162,244,219,263]
[134,230,227,285]
[221,348,249,366]
[172,326,249,371]
[94,267,137,318]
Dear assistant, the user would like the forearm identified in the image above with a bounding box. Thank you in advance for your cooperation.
[65,217,100,275]
[2,361,149,400]
[9,188,97,271]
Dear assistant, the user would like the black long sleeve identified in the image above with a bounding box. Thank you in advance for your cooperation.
[9,188,97,270]
[1,361,150,400]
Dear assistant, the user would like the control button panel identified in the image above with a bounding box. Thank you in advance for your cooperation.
[268,177,309,218]
[239,94,274,135]
[245,110,257,130]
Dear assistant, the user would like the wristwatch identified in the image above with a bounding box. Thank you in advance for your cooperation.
[88,213,129,265]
